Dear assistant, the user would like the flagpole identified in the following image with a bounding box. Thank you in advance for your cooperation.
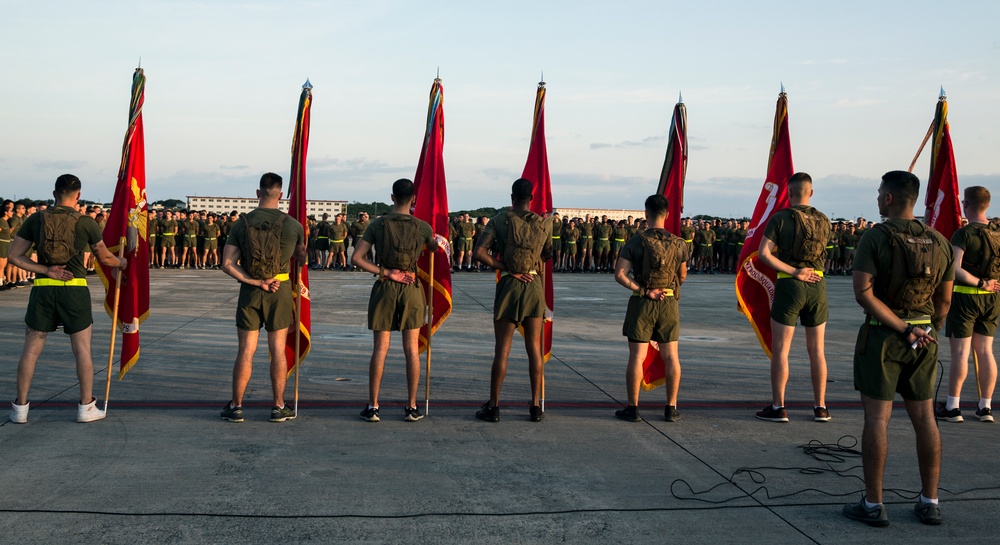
[293,263,302,416]
[425,250,435,415]
[907,120,935,174]
[103,237,127,412]
[540,257,546,413]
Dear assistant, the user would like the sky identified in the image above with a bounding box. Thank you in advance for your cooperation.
[1,1,998,220]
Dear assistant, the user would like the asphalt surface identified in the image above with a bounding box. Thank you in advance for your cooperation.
[1,268,997,544]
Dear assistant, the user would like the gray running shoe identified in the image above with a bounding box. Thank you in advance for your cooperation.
[270,404,296,422]
[913,499,942,525]
[843,496,889,527]
[220,402,244,422]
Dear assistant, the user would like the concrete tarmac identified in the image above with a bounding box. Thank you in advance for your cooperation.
[1,269,997,544]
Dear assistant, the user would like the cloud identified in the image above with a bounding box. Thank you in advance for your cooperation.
[589,134,665,150]
[34,160,86,170]
[308,156,412,180]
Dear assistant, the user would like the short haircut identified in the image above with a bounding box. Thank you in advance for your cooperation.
[54,174,82,198]
[881,170,920,207]
[644,194,670,217]
[259,172,283,196]
[392,178,415,201]
[965,186,991,213]
[512,178,534,202]
[787,172,812,197]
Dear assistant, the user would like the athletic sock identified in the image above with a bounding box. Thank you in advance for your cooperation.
[919,494,939,505]
[864,498,882,509]
[980,397,992,410]
[946,396,960,411]
[771,404,783,411]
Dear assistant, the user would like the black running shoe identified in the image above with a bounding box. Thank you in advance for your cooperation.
[221,402,244,423]
[615,405,640,422]
[475,402,499,422]
[404,406,424,422]
[913,499,942,525]
[843,496,889,527]
[360,406,380,422]
[975,407,994,422]
[813,406,832,422]
[755,405,788,422]
[934,402,963,423]
[664,405,680,422]
[270,404,296,422]
[529,405,544,422]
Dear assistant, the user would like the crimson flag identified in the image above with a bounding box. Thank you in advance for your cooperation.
[923,91,962,240]
[642,95,688,390]
[414,78,453,352]
[521,80,554,363]
[97,67,150,379]
[285,80,313,372]
[734,91,794,357]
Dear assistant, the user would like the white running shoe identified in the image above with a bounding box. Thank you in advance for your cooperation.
[10,400,29,424]
[77,398,106,423]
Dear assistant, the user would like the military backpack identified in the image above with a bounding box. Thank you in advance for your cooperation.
[786,207,830,264]
[38,208,83,266]
[972,223,1000,281]
[875,222,941,311]
[504,211,548,275]
[380,215,423,272]
[637,229,686,292]
[240,212,286,280]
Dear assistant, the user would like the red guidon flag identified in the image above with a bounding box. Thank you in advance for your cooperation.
[642,95,688,390]
[734,90,794,357]
[97,67,150,379]
[923,90,962,240]
[521,79,555,363]
[285,80,312,372]
[414,78,453,352]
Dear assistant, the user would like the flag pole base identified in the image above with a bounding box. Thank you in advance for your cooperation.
[425,399,429,416]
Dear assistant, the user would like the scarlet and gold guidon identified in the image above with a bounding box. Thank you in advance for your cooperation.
[285,80,313,373]
[734,92,794,358]
[924,94,962,241]
[413,78,453,353]
[642,97,688,390]
[97,67,150,379]
[521,81,555,363]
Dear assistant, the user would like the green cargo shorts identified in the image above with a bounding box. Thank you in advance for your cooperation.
[622,294,679,343]
[236,281,294,332]
[368,279,425,331]
[946,291,1000,338]
[25,284,93,334]
[771,277,828,327]
[853,323,937,401]
[494,274,545,325]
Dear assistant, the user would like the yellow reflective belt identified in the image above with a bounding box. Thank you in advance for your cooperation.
[332,239,345,243]
[500,270,538,277]
[614,238,625,242]
[316,236,329,240]
[552,236,561,239]
[206,237,217,240]
[954,285,993,295]
[684,239,693,243]
[869,316,931,326]
[0,238,12,243]
[825,245,834,249]
[274,273,290,282]
[598,238,609,241]
[33,278,88,287]
[162,233,175,236]
[632,288,674,297]
[776,269,824,279]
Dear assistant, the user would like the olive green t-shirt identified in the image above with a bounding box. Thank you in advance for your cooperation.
[0,218,11,242]
[763,205,829,270]
[853,218,954,318]
[161,218,178,235]
[330,222,349,241]
[361,212,434,271]
[17,206,103,278]
[203,223,221,239]
[226,208,304,275]
[952,222,991,279]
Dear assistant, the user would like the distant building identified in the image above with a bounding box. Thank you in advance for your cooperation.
[552,208,645,222]
[186,196,348,217]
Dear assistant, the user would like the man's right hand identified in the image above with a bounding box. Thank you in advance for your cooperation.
[385,269,416,284]
[260,278,282,292]
[46,265,73,281]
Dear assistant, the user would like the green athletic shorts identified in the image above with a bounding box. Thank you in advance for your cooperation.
[551,238,562,253]
[25,284,93,334]
[204,239,218,251]
[494,274,545,325]
[946,291,1000,338]
[771,277,828,327]
[236,282,294,332]
[622,294,679,343]
[331,241,346,254]
[368,279,425,331]
[315,238,331,251]
[161,235,176,248]
[854,322,937,401]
